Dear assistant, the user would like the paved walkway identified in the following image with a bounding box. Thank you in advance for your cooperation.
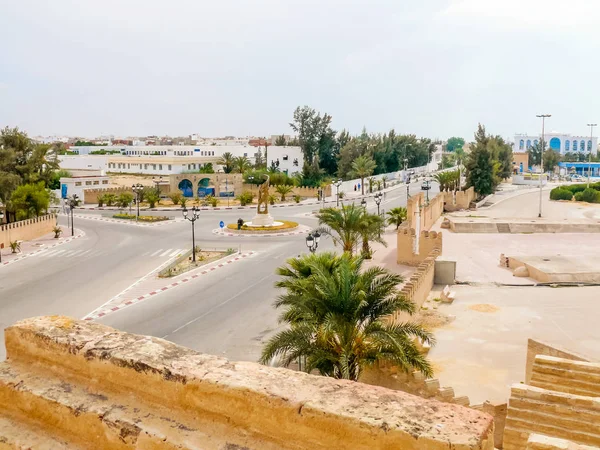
[1,229,85,267]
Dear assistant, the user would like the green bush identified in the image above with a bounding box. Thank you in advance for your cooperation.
[549,187,573,201]
[113,213,168,222]
[563,184,588,194]
[205,195,218,207]
[237,191,254,206]
[168,191,182,205]
[581,188,600,203]
[574,192,584,201]
[293,194,301,203]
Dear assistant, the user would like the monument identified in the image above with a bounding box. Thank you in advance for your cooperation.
[248,175,277,227]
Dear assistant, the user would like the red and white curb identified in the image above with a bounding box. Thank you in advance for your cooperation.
[72,214,185,227]
[1,231,85,267]
[83,251,256,321]
[211,225,311,237]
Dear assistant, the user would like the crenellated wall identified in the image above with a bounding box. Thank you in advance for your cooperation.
[407,192,445,232]
[0,316,496,450]
[241,184,331,199]
[0,214,56,248]
[83,186,131,204]
[397,228,443,266]
[525,339,590,385]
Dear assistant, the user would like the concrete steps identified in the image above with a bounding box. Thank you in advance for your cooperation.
[0,415,78,449]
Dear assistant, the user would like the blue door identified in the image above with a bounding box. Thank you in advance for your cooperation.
[61,184,68,199]
[178,179,193,197]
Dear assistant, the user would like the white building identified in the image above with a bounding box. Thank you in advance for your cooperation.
[62,145,304,175]
[513,132,597,155]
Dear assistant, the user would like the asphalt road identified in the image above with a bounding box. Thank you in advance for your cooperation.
[0,180,437,362]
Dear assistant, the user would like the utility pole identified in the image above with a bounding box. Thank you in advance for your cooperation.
[536,114,551,218]
[587,123,597,188]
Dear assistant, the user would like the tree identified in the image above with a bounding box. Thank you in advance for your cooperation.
[489,136,513,180]
[105,193,117,207]
[367,176,376,194]
[351,155,376,195]
[217,152,235,173]
[316,204,365,254]
[387,207,407,230]
[358,211,386,259]
[275,135,287,146]
[527,141,543,167]
[145,191,160,208]
[9,182,50,220]
[275,185,294,201]
[117,192,134,209]
[199,163,214,174]
[543,149,561,173]
[233,156,252,175]
[48,169,72,190]
[260,252,434,380]
[465,124,497,197]
[446,137,465,152]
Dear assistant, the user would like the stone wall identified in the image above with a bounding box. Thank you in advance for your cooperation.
[407,192,445,232]
[397,228,443,266]
[444,187,476,212]
[241,184,331,199]
[83,186,131,204]
[503,355,600,449]
[525,339,590,384]
[0,214,56,248]
[395,250,438,319]
[0,316,495,449]
[527,434,598,450]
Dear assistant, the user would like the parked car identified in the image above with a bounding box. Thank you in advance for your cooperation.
[570,174,584,182]
[421,180,431,190]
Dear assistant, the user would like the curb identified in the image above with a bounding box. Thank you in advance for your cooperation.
[71,214,185,227]
[1,231,85,267]
[211,225,311,237]
[84,251,256,320]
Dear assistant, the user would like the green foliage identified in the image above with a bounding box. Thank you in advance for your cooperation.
[260,252,434,379]
[199,163,215,174]
[351,155,376,195]
[117,192,134,209]
[367,176,376,194]
[205,195,218,207]
[465,124,500,197]
[275,134,287,146]
[53,226,63,238]
[562,184,588,194]
[112,213,169,222]
[276,185,294,201]
[446,136,465,152]
[434,170,460,191]
[105,193,117,206]
[293,194,301,203]
[268,194,276,205]
[145,190,160,208]
[527,141,543,167]
[549,187,573,201]
[48,169,72,190]
[180,196,188,207]
[358,211,386,259]
[236,191,254,206]
[217,152,235,174]
[543,149,561,172]
[168,191,182,205]
[581,188,600,203]
[387,207,408,230]
[290,106,338,175]
[10,182,51,220]
[574,192,584,201]
[97,194,106,207]
[233,156,252,174]
[9,240,21,253]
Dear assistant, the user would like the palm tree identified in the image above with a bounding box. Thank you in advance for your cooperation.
[233,156,252,175]
[260,252,434,380]
[351,155,376,195]
[358,211,386,259]
[217,152,235,173]
[387,207,407,230]
[275,185,294,201]
[367,176,376,194]
[382,175,388,189]
[433,172,449,191]
[316,204,364,254]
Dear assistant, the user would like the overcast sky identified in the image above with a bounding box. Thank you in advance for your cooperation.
[2,0,600,141]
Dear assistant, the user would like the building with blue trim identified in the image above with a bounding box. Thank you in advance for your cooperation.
[513,133,597,155]
[558,162,600,177]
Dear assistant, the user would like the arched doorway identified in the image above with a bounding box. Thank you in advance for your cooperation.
[178,179,193,197]
[549,137,561,151]
[197,178,215,197]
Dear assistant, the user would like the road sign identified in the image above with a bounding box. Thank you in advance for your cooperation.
[219,221,225,229]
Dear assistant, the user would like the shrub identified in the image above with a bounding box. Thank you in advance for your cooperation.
[180,197,188,208]
[549,187,573,201]
[581,188,600,203]
[105,194,117,206]
[168,191,182,205]
[117,192,134,209]
[563,184,588,194]
[237,191,254,206]
[574,192,584,201]
[112,213,169,222]
[293,194,301,203]
[53,226,63,238]
[97,194,106,207]
[205,195,218,207]
[268,194,276,205]
[145,191,160,208]
[9,241,21,253]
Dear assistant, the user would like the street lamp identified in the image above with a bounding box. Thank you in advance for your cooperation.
[182,206,201,263]
[587,123,597,188]
[334,179,342,207]
[153,176,163,196]
[0,209,4,263]
[374,192,383,216]
[361,198,367,209]
[305,230,321,253]
[536,114,551,218]
[66,194,79,236]
[132,183,144,222]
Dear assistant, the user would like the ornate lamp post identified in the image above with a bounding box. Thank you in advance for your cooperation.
[361,198,367,209]
[66,194,79,236]
[374,192,383,216]
[334,179,342,207]
[305,231,320,253]
[132,183,144,222]
[182,206,201,262]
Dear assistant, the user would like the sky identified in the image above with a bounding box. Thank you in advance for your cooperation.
[2,0,600,141]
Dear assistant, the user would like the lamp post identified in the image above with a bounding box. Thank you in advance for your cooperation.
[374,192,382,216]
[66,194,79,236]
[182,206,201,262]
[536,114,551,218]
[153,176,163,195]
[132,183,144,222]
[334,179,342,207]
[0,209,4,263]
[587,123,597,188]
[305,231,320,253]
[361,198,367,209]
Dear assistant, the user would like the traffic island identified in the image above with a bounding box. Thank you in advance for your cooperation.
[158,248,234,278]
[112,213,170,222]
[226,220,299,234]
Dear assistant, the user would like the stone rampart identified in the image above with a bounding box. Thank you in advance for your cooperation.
[241,184,330,199]
[530,356,600,398]
[397,228,443,266]
[527,434,598,450]
[83,186,131,204]
[525,339,590,384]
[407,192,445,232]
[0,316,495,449]
[0,214,56,248]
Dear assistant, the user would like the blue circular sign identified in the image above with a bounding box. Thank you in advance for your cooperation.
[219,221,225,228]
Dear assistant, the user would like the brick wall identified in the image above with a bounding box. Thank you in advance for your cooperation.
[0,214,56,248]
[525,339,590,384]
[0,316,496,449]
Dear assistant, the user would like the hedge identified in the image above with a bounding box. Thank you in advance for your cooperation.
[581,188,600,203]
[549,187,573,201]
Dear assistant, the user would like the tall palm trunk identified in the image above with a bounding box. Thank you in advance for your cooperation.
[361,177,365,195]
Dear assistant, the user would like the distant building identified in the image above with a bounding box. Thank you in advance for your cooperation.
[513,133,597,155]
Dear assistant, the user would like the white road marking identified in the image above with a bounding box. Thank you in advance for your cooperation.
[168,249,182,257]
[159,249,172,257]
[150,249,163,256]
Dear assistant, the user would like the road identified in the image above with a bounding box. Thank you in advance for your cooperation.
[0,180,438,361]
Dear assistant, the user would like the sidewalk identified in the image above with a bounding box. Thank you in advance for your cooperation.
[1,229,85,267]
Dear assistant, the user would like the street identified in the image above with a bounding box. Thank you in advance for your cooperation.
[0,180,437,361]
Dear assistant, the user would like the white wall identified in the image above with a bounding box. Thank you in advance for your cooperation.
[59,155,108,171]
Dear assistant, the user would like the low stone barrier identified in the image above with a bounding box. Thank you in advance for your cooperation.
[0,214,56,248]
